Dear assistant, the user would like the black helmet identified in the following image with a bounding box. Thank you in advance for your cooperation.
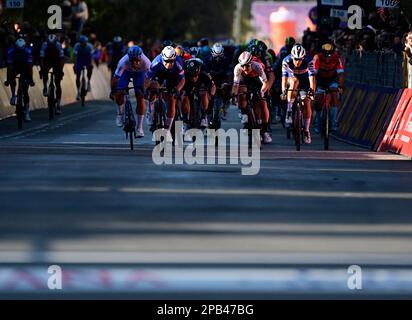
[247,44,259,57]
[199,37,209,47]
[163,40,175,48]
[257,40,268,53]
[185,58,203,77]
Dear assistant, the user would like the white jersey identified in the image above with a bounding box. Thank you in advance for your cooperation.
[233,61,267,85]
[114,54,151,78]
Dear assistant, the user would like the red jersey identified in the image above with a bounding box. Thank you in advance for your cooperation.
[313,52,344,79]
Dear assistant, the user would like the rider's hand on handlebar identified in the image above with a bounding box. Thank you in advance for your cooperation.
[308,88,315,100]
[280,90,287,101]
[231,95,238,106]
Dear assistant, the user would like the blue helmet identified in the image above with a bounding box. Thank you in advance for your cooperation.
[79,35,88,43]
[128,45,143,60]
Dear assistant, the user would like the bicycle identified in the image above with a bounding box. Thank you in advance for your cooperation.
[147,86,169,145]
[286,89,311,152]
[208,84,230,130]
[318,88,340,151]
[238,87,263,149]
[117,87,137,150]
[4,75,30,130]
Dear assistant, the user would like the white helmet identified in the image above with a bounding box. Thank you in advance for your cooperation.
[211,43,224,58]
[291,44,306,60]
[238,51,253,66]
[48,34,57,43]
[161,46,177,61]
[15,38,26,49]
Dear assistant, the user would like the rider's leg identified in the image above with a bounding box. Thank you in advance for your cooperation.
[23,81,31,122]
[7,68,17,105]
[87,65,93,91]
[134,75,146,134]
[285,78,298,125]
[329,83,340,131]
[200,90,210,127]
[181,95,190,125]
[166,93,176,131]
[75,65,81,100]
[314,89,325,134]
[42,66,50,97]
[238,85,248,124]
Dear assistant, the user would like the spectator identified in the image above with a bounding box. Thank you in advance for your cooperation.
[403,32,412,88]
[71,0,89,36]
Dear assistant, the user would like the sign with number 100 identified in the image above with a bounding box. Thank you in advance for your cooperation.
[376,0,399,8]
[6,0,25,9]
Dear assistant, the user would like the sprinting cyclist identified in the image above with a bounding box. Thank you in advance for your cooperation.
[73,35,93,100]
[110,45,151,138]
[232,51,272,144]
[40,34,65,115]
[147,46,185,143]
[181,58,216,137]
[313,43,345,133]
[281,44,316,144]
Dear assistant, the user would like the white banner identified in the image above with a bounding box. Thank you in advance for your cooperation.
[376,0,400,8]
[5,0,24,9]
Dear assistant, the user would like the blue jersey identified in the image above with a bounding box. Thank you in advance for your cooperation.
[73,42,93,66]
[148,54,185,83]
[40,41,64,59]
[7,46,33,65]
[282,54,315,78]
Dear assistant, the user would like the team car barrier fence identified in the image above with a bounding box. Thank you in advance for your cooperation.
[0,63,111,120]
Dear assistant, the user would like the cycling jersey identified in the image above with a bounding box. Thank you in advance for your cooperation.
[7,46,33,65]
[73,42,94,68]
[183,71,214,95]
[282,54,315,78]
[148,54,185,88]
[259,52,274,74]
[313,52,344,79]
[204,57,231,86]
[233,61,267,86]
[115,53,151,91]
[40,41,64,59]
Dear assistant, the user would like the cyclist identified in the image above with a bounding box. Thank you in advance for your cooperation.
[189,47,200,59]
[181,58,216,135]
[6,38,35,122]
[205,43,232,120]
[107,36,126,79]
[281,44,316,144]
[232,51,272,144]
[111,45,151,138]
[313,43,345,133]
[73,35,93,100]
[40,34,65,115]
[247,40,275,89]
[147,46,185,143]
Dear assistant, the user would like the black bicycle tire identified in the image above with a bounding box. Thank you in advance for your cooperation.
[48,83,55,120]
[16,82,24,130]
[324,107,330,151]
[294,103,302,152]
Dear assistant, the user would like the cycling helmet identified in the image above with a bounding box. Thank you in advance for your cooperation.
[291,44,306,60]
[247,44,259,57]
[199,37,209,47]
[162,46,177,61]
[285,37,296,46]
[257,40,268,53]
[15,38,26,49]
[113,36,122,43]
[185,58,203,77]
[211,43,224,59]
[128,45,143,60]
[48,34,57,43]
[248,39,259,47]
[79,35,88,43]
[238,51,253,66]
[175,45,184,57]
[322,43,334,57]
[163,40,175,48]
[189,47,200,57]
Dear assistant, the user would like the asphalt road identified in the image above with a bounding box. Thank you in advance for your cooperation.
[0,100,412,299]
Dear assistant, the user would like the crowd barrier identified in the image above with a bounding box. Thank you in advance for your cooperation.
[377,89,412,157]
[0,63,111,120]
[335,83,412,158]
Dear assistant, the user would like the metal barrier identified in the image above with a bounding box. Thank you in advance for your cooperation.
[343,51,403,89]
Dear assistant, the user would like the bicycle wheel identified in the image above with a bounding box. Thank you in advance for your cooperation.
[247,105,259,149]
[324,107,330,151]
[16,85,24,130]
[81,76,86,107]
[129,129,134,150]
[48,83,55,121]
[294,104,302,152]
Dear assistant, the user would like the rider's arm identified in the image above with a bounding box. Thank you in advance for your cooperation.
[231,64,241,96]
[281,58,292,92]
[308,59,316,93]
[336,55,345,90]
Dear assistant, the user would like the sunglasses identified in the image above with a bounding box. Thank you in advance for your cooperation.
[163,59,175,64]
[241,64,252,69]
[293,58,303,62]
